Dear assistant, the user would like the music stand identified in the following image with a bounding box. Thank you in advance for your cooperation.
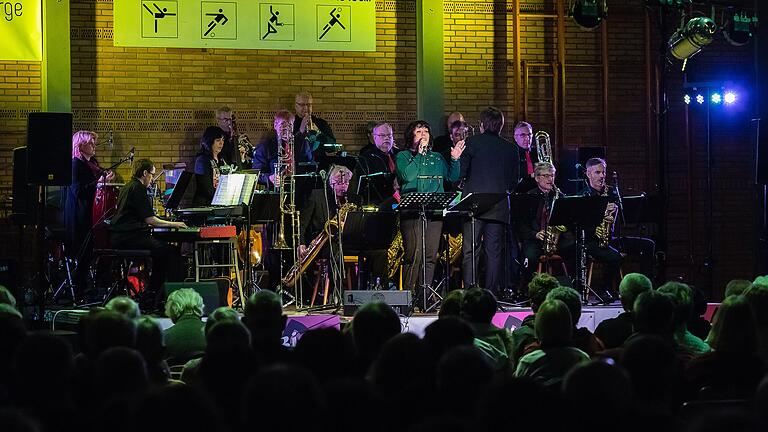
[343,210,397,289]
[249,192,294,303]
[446,192,506,288]
[549,196,608,304]
[398,192,458,312]
[164,171,193,212]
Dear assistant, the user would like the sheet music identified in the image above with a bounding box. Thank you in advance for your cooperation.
[212,174,258,206]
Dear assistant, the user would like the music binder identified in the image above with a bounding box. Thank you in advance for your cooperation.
[212,173,259,206]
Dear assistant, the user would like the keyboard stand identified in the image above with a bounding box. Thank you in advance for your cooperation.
[194,237,245,309]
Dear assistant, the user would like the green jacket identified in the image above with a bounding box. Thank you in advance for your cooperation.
[395,149,460,194]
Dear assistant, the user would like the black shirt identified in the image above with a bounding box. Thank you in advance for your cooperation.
[110,178,154,233]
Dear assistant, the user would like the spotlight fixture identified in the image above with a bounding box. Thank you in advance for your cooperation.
[669,17,717,61]
[569,0,607,31]
[724,92,737,105]
[696,94,705,104]
[723,11,756,47]
[710,93,722,104]
[683,94,691,105]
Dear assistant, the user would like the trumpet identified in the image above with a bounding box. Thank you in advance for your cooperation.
[535,131,553,164]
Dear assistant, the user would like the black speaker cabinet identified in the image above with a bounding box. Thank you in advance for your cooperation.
[11,147,38,225]
[27,112,72,186]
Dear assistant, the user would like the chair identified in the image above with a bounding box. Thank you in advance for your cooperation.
[537,254,569,277]
[91,248,152,305]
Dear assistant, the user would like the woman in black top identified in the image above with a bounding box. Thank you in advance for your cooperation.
[193,126,230,206]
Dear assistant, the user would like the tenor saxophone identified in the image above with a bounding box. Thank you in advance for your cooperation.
[595,185,615,248]
[543,186,566,254]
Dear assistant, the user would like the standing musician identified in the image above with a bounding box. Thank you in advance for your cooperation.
[109,159,187,308]
[518,162,575,285]
[299,165,389,289]
[252,110,314,188]
[348,121,401,208]
[513,121,538,193]
[580,157,623,301]
[215,106,237,164]
[294,91,336,172]
[193,126,230,206]
[65,131,115,292]
[396,120,463,299]
[460,107,520,296]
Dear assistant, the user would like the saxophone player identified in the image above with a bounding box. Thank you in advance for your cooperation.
[298,165,389,290]
[580,157,623,302]
[518,162,575,286]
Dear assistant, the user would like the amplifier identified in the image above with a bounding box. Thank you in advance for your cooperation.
[343,290,412,316]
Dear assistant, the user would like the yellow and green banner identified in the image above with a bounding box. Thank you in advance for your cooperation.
[114,0,376,51]
[0,0,42,61]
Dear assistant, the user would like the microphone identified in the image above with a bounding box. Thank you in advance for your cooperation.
[339,151,360,159]
[319,169,327,180]
[575,163,583,171]
[129,147,135,167]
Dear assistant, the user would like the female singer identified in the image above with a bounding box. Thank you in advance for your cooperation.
[193,126,230,206]
[395,120,464,301]
[64,131,114,293]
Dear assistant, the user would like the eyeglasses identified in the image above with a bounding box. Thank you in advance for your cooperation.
[515,132,533,137]
[536,173,555,178]
[373,133,393,138]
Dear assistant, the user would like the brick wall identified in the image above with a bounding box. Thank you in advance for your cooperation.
[0,0,760,298]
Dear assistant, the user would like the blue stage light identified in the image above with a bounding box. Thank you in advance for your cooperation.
[711,93,722,104]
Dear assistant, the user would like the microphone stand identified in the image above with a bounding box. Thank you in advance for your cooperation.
[612,171,625,252]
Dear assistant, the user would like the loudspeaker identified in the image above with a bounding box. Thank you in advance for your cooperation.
[343,290,412,316]
[11,147,38,225]
[164,281,221,316]
[27,112,72,186]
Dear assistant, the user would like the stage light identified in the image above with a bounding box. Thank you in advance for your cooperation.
[696,94,705,104]
[569,0,607,30]
[669,17,717,61]
[683,94,691,105]
[724,92,737,104]
[723,11,756,47]
[710,93,722,104]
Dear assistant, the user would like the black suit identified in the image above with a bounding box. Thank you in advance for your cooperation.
[293,115,336,172]
[517,187,576,285]
[516,146,538,193]
[348,143,399,209]
[459,131,519,293]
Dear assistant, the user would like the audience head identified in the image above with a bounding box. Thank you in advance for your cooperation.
[294,327,355,383]
[83,310,137,357]
[753,275,768,288]
[369,333,427,398]
[164,288,204,323]
[105,296,141,321]
[534,299,573,348]
[243,290,286,345]
[562,360,633,422]
[528,273,560,313]
[618,273,652,312]
[633,290,675,336]
[0,285,17,307]
[135,316,165,364]
[657,281,694,329]
[205,306,240,335]
[707,294,757,354]
[744,282,768,328]
[725,279,752,298]
[423,316,475,365]
[351,301,401,361]
[460,288,497,324]
[545,286,581,327]
[438,289,465,319]
[621,335,679,407]
[205,320,252,352]
[92,347,148,400]
[0,303,21,318]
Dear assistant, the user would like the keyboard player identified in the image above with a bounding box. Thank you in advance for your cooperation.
[110,159,187,308]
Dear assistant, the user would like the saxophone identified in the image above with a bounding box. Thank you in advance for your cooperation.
[387,230,404,279]
[595,185,615,248]
[543,186,566,254]
[281,202,358,287]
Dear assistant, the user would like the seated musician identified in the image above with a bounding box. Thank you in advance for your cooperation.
[252,109,314,188]
[299,165,389,289]
[518,162,575,287]
[109,159,187,308]
[396,120,464,299]
[348,121,400,209]
[193,126,230,206]
[580,157,623,302]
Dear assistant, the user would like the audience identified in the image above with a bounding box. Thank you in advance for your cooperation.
[545,286,605,356]
[163,288,206,365]
[595,272,652,348]
[511,273,559,362]
[6,273,768,432]
[105,296,141,321]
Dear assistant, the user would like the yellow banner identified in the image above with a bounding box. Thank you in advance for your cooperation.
[114,0,376,51]
[0,0,42,61]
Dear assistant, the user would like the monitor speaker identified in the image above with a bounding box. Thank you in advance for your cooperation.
[27,112,73,186]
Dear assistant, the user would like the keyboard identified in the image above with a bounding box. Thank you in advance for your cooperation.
[151,225,236,242]
[174,205,243,218]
